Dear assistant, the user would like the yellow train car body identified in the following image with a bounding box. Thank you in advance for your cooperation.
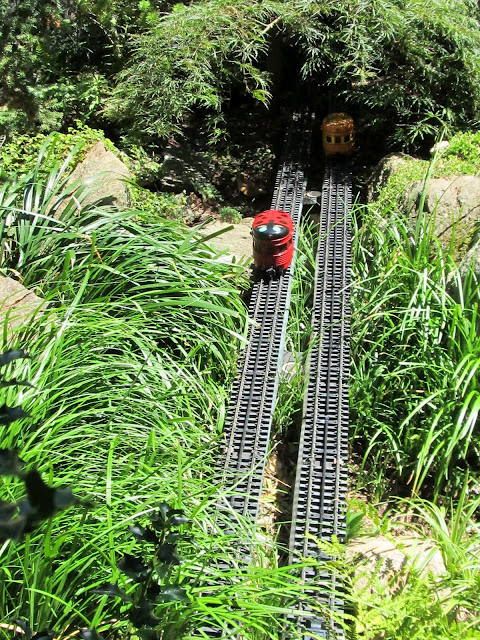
[321,113,354,156]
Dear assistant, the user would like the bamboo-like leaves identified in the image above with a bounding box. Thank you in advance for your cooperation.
[351,198,480,497]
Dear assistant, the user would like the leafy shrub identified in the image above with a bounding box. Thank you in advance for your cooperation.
[107,0,480,147]
[0,124,114,177]
[130,186,189,221]
[436,131,480,176]
[219,206,242,224]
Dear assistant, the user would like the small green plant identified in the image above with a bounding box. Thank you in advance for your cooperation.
[196,181,221,204]
[437,131,480,176]
[0,124,114,178]
[219,206,242,224]
[93,501,191,637]
[131,186,189,221]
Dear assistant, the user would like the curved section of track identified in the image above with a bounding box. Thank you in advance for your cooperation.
[289,158,352,639]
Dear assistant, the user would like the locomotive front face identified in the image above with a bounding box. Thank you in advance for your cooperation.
[252,210,294,273]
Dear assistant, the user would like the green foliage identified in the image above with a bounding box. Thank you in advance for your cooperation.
[0,349,87,541]
[130,186,189,221]
[106,0,275,141]
[345,490,480,640]
[371,131,480,219]
[372,156,428,214]
[350,184,480,498]
[93,501,192,636]
[219,206,242,224]
[436,131,480,176]
[2,0,480,146]
[0,0,159,135]
[334,0,480,146]
[106,0,480,146]
[0,125,113,177]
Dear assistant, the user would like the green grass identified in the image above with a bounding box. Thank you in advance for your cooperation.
[0,139,333,639]
[350,195,480,499]
[346,151,480,635]
[2,135,480,640]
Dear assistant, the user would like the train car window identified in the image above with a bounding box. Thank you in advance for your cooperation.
[325,135,332,143]
[335,136,341,143]
[344,134,352,142]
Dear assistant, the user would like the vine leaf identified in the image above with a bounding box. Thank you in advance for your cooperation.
[0,404,29,425]
[92,582,132,603]
[129,524,160,544]
[157,585,188,603]
[129,601,161,628]
[0,349,28,367]
[0,450,25,476]
[117,554,150,582]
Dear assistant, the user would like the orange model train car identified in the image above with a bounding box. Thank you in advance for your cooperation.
[321,113,354,156]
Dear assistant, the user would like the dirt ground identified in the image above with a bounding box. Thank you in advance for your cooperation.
[199,217,255,264]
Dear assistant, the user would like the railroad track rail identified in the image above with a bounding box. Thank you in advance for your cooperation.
[218,112,312,525]
[205,114,352,640]
[289,158,352,639]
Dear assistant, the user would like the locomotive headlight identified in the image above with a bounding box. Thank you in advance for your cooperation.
[257,224,284,234]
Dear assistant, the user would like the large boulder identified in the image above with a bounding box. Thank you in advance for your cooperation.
[0,277,44,332]
[367,153,413,202]
[407,175,480,255]
[456,237,480,283]
[68,141,131,208]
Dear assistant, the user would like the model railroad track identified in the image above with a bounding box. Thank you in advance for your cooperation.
[218,112,311,526]
[288,157,352,639]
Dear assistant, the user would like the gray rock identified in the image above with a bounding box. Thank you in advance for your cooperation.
[0,277,44,332]
[67,141,131,208]
[456,238,480,283]
[198,217,255,263]
[347,534,446,593]
[407,175,480,255]
[367,153,413,202]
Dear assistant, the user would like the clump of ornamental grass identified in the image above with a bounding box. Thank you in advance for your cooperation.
[350,170,480,499]
[0,138,328,639]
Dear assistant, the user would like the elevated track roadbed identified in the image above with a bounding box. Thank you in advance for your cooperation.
[289,158,352,639]
[219,112,312,524]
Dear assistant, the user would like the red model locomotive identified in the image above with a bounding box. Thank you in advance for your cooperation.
[251,209,294,275]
